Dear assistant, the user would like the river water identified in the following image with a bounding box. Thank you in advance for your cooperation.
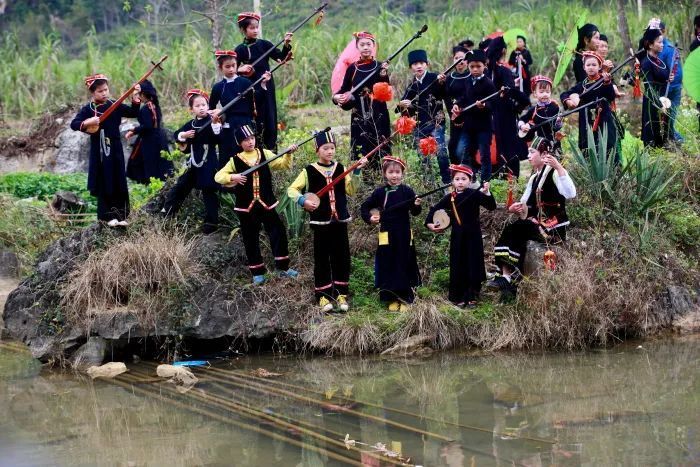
[0,336,698,466]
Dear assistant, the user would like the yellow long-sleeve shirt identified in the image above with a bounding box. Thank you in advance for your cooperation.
[287,162,360,202]
[214,149,292,187]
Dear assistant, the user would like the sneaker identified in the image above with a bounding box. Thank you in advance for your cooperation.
[107,219,120,228]
[388,301,400,312]
[337,295,349,312]
[466,300,478,308]
[485,276,510,291]
[279,268,299,278]
[117,220,129,227]
[398,303,411,312]
[252,275,267,286]
[319,296,333,312]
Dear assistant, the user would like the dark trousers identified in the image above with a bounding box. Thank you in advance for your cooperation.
[97,191,130,222]
[163,169,219,226]
[312,223,350,301]
[464,130,492,181]
[238,204,290,276]
[494,219,565,273]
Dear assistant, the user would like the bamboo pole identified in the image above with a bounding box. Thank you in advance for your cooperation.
[206,365,557,445]
[109,374,362,466]
[144,363,454,442]
[138,363,516,464]
[122,368,398,465]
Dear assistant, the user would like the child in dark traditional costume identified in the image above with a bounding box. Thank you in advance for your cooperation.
[332,31,391,171]
[572,24,601,82]
[488,137,576,299]
[518,75,562,152]
[397,49,450,184]
[450,49,497,181]
[126,79,173,184]
[70,74,140,227]
[162,89,222,234]
[209,50,258,168]
[561,51,619,161]
[360,156,422,311]
[425,164,496,307]
[487,37,530,178]
[287,131,368,312]
[235,11,293,152]
[215,124,298,285]
[508,35,533,98]
[436,46,470,166]
[639,27,671,148]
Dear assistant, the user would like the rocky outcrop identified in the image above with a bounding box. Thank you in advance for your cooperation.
[2,219,307,364]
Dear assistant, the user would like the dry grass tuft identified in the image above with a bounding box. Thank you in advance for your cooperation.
[390,302,464,350]
[302,314,383,356]
[470,235,654,351]
[61,228,201,330]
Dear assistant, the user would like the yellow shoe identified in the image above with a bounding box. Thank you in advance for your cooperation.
[399,303,411,312]
[337,295,349,312]
[319,296,333,312]
[388,301,400,311]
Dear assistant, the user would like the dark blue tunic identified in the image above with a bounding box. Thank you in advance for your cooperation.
[209,76,255,167]
[235,38,292,151]
[398,71,445,136]
[335,60,392,168]
[425,190,496,303]
[70,100,139,197]
[490,63,530,175]
[361,184,422,302]
[174,118,220,189]
[640,54,670,147]
[126,102,173,183]
[560,77,618,157]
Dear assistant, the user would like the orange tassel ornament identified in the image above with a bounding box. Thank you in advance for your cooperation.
[395,116,417,135]
[372,82,393,102]
[544,250,557,270]
[418,136,438,156]
[633,63,642,99]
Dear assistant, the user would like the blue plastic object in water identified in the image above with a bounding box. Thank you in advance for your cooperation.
[172,360,209,367]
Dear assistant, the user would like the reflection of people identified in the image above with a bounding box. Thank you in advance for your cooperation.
[439,441,466,467]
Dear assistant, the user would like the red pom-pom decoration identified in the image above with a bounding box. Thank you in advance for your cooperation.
[372,82,393,102]
[395,116,417,135]
[419,136,438,156]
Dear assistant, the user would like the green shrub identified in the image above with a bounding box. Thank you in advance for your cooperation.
[665,204,700,249]
[0,172,93,204]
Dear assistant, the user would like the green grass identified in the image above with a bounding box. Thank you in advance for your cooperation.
[0,1,692,120]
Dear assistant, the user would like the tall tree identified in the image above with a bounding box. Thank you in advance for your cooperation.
[616,0,633,54]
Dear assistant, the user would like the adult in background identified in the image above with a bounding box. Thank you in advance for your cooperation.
[648,18,684,143]
[572,23,600,82]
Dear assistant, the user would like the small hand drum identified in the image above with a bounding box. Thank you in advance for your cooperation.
[659,96,672,112]
[432,209,450,229]
[304,192,321,207]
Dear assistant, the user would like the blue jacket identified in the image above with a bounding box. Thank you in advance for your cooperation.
[660,37,682,89]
